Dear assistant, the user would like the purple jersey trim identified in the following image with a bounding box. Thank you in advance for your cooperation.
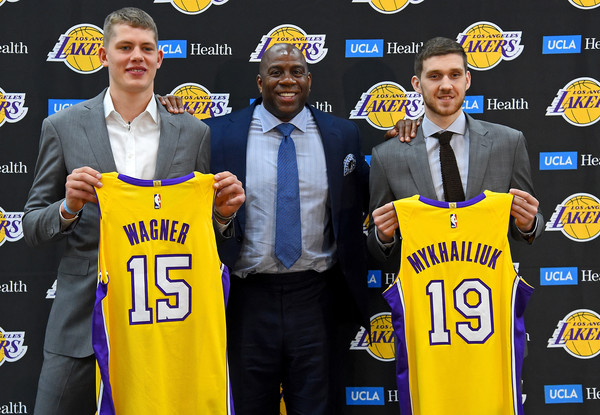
[92,281,116,415]
[418,192,486,208]
[382,281,413,415]
[514,278,533,415]
[116,172,196,187]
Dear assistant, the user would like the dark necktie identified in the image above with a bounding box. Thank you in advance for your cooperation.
[433,131,465,202]
[274,123,302,268]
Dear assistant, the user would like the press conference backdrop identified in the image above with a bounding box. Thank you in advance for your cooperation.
[1,0,599,413]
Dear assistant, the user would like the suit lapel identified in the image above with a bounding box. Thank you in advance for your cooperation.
[465,115,492,199]
[407,130,438,199]
[83,90,117,173]
[310,106,343,237]
[154,99,180,179]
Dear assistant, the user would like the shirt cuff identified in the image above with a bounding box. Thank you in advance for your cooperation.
[376,229,399,249]
[59,203,79,231]
[518,216,538,238]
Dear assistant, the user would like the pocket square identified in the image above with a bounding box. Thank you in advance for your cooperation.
[343,154,357,176]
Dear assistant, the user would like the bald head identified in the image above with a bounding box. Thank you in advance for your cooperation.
[259,43,308,77]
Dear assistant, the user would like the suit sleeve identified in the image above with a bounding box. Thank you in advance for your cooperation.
[367,145,402,263]
[509,131,544,243]
[195,121,211,174]
[23,117,73,247]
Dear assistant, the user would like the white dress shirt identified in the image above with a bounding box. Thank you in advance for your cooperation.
[104,88,160,180]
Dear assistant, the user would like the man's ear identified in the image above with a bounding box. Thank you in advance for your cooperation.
[411,75,421,94]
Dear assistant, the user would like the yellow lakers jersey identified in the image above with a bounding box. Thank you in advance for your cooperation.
[92,172,233,415]
[383,191,533,415]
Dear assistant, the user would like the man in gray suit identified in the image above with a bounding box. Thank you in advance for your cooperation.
[23,8,244,414]
[369,37,542,263]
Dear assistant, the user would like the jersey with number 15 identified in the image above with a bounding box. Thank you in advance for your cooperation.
[92,172,233,415]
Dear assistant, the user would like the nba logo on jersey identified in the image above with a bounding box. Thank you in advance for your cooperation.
[450,213,458,228]
[154,194,161,209]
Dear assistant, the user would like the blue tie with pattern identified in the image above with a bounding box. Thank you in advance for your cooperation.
[275,123,302,268]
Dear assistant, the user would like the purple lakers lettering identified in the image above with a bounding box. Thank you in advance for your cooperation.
[123,219,191,246]
[250,25,328,63]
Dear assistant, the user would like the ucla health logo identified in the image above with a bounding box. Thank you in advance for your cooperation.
[350,312,395,362]
[0,207,23,247]
[545,384,583,404]
[463,95,484,114]
[250,25,327,64]
[367,270,381,288]
[0,87,27,127]
[346,387,385,405]
[47,24,103,74]
[350,82,424,130]
[545,193,600,242]
[543,35,582,54]
[569,0,600,9]
[540,152,577,170]
[548,309,600,359]
[154,0,227,14]
[351,0,424,14]
[457,22,523,70]
[158,40,187,58]
[540,267,578,286]
[546,77,600,126]
[0,327,28,366]
[48,99,85,116]
[169,83,231,120]
[0,0,19,7]
[345,39,384,58]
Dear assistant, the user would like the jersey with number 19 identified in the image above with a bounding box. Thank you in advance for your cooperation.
[92,172,233,415]
[383,191,533,415]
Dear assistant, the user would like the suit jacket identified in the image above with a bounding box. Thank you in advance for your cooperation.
[23,89,211,357]
[204,99,370,326]
[368,113,544,264]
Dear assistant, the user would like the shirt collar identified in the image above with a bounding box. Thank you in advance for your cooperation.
[422,112,467,138]
[103,87,159,125]
[256,104,309,134]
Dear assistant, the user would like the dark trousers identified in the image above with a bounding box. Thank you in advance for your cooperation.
[227,269,335,415]
[33,350,96,415]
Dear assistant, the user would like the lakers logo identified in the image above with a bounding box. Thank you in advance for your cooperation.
[169,83,232,120]
[0,327,28,366]
[350,312,395,362]
[250,25,328,64]
[545,77,600,126]
[569,0,600,8]
[545,193,600,242]
[47,24,104,74]
[457,22,523,71]
[154,0,228,15]
[0,0,20,7]
[350,82,424,130]
[351,0,424,14]
[0,207,24,247]
[548,309,600,359]
[0,86,28,128]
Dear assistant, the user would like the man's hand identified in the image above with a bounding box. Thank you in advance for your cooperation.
[156,94,193,115]
[384,117,422,143]
[509,188,539,233]
[63,167,102,218]
[372,202,398,243]
[213,171,245,223]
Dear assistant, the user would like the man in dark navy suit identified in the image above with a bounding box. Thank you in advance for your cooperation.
[204,43,370,415]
